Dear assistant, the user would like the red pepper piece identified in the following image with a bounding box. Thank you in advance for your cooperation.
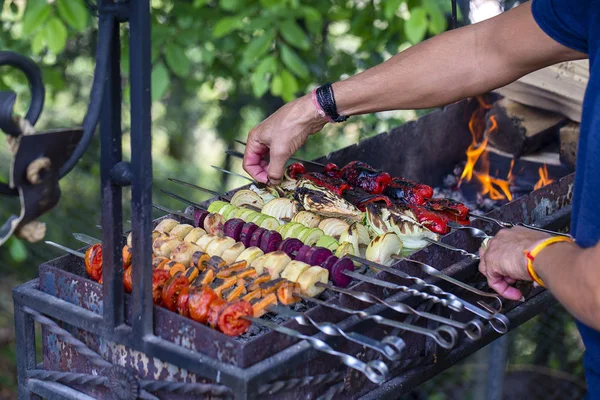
[409,205,450,234]
[177,286,190,318]
[323,162,340,178]
[303,172,352,196]
[188,285,220,324]
[340,161,392,194]
[216,300,253,336]
[425,198,469,219]
[286,163,306,179]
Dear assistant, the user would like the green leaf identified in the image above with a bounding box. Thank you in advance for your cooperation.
[280,43,308,79]
[220,0,245,11]
[8,237,27,263]
[241,30,275,66]
[270,74,283,96]
[404,7,428,44]
[250,68,270,98]
[213,16,243,38]
[56,0,88,31]
[22,2,51,36]
[280,68,298,102]
[301,6,323,35]
[165,45,191,77]
[151,62,170,101]
[423,0,447,35]
[45,17,68,53]
[383,0,403,21]
[279,19,310,51]
[31,30,46,54]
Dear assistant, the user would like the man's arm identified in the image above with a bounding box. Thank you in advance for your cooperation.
[243,2,586,183]
[478,227,600,331]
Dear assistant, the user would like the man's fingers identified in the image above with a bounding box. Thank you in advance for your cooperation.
[487,274,523,301]
[266,147,289,185]
[243,137,269,183]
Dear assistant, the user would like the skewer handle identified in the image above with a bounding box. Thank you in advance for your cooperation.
[246,317,389,384]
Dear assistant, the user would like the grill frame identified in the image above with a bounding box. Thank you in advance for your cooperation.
[9,0,576,398]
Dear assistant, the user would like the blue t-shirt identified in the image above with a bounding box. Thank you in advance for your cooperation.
[532,0,600,397]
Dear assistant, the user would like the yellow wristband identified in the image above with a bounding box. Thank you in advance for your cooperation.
[524,236,574,287]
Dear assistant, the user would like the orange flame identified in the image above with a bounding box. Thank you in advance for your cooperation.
[534,165,553,190]
[459,97,515,201]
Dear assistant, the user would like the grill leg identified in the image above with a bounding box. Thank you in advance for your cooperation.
[14,304,39,399]
[486,336,509,400]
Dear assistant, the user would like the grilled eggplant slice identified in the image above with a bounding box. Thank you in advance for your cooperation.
[296,179,362,221]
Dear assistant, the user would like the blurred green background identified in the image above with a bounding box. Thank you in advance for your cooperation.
[0,0,585,399]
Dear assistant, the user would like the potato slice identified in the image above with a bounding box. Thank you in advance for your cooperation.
[280,260,310,283]
[235,247,264,265]
[221,242,246,265]
[170,242,203,266]
[262,251,292,279]
[183,227,206,243]
[196,234,217,252]
[155,219,179,233]
[152,238,182,258]
[297,266,329,297]
[205,237,236,257]
[169,224,194,240]
[250,255,268,276]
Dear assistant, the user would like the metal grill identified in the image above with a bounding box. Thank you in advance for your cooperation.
[5,1,578,399]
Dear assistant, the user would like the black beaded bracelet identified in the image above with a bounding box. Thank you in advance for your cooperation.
[315,83,348,123]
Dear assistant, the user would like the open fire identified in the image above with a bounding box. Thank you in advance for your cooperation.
[458,97,554,202]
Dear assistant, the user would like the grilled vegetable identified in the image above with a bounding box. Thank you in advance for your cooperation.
[188,285,220,324]
[191,251,210,269]
[330,257,354,288]
[223,218,245,241]
[206,237,236,257]
[123,266,133,293]
[340,161,392,194]
[185,266,199,282]
[208,200,229,214]
[321,255,339,274]
[297,266,329,297]
[153,238,182,257]
[122,245,132,267]
[194,209,210,229]
[213,277,239,297]
[334,242,357,259]
[224,284,247,302]
[170,242,203,266]
[285,163,306,180]
[248,184,279,204]
[249,228,267,248]
[247,273,271,291]
[277,238,303,259]
[162,272,189,312]
[169,224,194,240]
[216,261,248,278]
[317,218,350,240]
[196,234,217,252]
[197,268,216,285]
[250,255,268,275]
[365,203,438,248]
[243,289,263,302]
[152,269,171,306]
[262,198,298,223]
[240,222,259,247]
[204,213,225,236]
[297,227,324,246]
[295,245,312,263]
[258,216,280,230]
[262,251,292,279]
[259,230,283,253]
[251,293,278,318]
[235,247,264,265]
[315,235,339,252]
[216,300,253,336]
[183,227,207,243]
[84,244,103,282]
[295,179,362,221]
[231,189,264,209]
[176,286,190,317]
[155,218,179,233]
[207,298,227,328]
[282,223,306,240]
[305,247,333,267]
[280,260,310,283]
[292,211,321,228]
[276,281,301,305]
[221,242,246,264]
[207,256,227,270]
[365,233,403,266]
[152,256,170,270]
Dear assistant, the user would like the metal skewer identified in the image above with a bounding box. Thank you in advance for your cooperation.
[73,233,101,246]
[469,213,571,238]
[243,316,389,384]
[319,278,483,341]
[345,255,463,312]
[161,190,206,210]
[211,165,255,183]
[298,295,458,349]
[424,238,480,260]
[391,255,504,312]
[167,178,263,213]
[152,203,189,219]
[232,140,327,168]
[45,241,85,258]
[269,305,405,360]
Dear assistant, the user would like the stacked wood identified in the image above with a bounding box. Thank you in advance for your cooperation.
[494,60,588,122]
[484,98,566,157]
[559,122,580,168]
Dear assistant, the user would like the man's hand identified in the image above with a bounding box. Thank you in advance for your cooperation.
[478,226,552,301]
[243,95,328,184]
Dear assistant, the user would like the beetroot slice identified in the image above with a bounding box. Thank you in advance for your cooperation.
[321,255,339,274]
[260,230,283,254]
[223,219,245,241]
[295,245,312,263]
[194,209,210,228]
[278,238,304,259]
[331,257,354,288]
[249,228,267,248]
[240,223,258,247]
[306,247,333,267]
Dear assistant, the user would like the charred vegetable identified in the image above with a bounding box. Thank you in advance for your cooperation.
[295,179,362,221]
[365,233,403,266]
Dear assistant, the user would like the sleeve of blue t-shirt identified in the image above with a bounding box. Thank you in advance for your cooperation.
[531,0,589,54]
